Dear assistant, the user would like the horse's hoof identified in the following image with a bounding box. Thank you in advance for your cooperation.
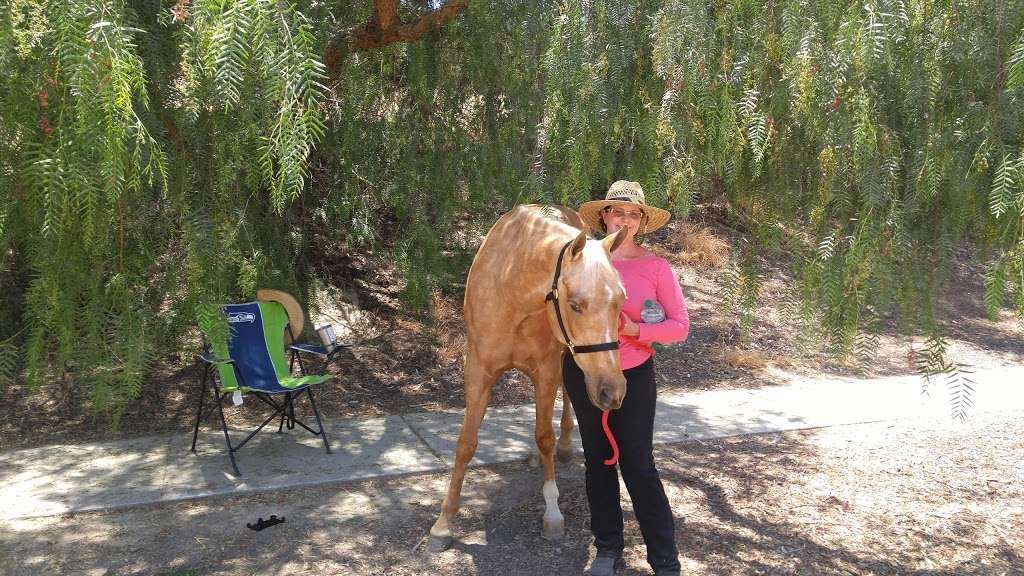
[556,446,573,462]
[542,516,565,541]
[527,451,540,468]
[427,533,453,553]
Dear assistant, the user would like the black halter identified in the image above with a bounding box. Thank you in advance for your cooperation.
[545,240,620,356]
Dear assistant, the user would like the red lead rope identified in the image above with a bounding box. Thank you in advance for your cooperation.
[601,409,619,466]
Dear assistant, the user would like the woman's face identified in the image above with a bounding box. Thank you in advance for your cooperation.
[602,205,644,242]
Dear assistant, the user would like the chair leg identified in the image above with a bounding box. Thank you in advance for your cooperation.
[277,395,287,433]
[306,386,332,454]
[290,391,299,428]
[190,365,210,453]
[214,389,242,477]
[288,393,297,430]
[294,352,308,376]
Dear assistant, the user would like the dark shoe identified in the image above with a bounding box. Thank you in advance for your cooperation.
[588,554,625,576]
[652,569,681,576]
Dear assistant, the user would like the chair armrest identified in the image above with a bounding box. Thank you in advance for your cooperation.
[200,352,235,365]
[288,343,329,358]
[289,343,352,359]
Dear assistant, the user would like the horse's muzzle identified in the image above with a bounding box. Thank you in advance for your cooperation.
[591,380,625,411]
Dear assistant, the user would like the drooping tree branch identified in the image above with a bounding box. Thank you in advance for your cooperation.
[326,0,469,71]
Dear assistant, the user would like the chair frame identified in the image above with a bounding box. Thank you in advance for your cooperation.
[189,323,334,477]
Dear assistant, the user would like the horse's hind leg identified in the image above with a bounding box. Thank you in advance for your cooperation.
[531,357,565,540]
[529,374,574,467]
[556,383,575,461]
[428,356,496,552]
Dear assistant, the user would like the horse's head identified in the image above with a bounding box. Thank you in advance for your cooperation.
[548,227,630,411]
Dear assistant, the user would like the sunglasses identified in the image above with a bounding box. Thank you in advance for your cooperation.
[604,206,644,220]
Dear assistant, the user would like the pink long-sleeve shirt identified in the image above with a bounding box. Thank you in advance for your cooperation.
[614,255,689,370]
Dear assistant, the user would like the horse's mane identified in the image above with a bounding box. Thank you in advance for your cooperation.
[529,204,589,234]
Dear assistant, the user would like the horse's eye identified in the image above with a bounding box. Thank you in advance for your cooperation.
[569,301,582,313]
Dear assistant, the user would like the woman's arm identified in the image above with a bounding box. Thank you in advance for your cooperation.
[635,259,689,344]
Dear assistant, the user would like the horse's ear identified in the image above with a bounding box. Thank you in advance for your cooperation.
[569,230,588,260]
[602,226,628,253]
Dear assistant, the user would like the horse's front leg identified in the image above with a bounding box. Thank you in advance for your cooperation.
[428,357,496,552]
[532,358,565,540]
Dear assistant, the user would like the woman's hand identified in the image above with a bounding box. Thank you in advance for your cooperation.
[619,313,640,337]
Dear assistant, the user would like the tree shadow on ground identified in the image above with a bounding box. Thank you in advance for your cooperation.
[5,422,1019,575]
[655,430,1020,576]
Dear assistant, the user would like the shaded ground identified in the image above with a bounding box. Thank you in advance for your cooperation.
[4,413,1022,575]
[3,218,1022,451]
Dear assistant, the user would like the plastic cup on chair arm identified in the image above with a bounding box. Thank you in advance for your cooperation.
[284,324,347,360]
[315,324,338,352]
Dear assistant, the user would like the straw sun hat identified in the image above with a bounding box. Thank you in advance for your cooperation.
[256,288,304,341]
[578,180,672,235]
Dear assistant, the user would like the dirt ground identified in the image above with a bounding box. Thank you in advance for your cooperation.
[4,412,1022,576]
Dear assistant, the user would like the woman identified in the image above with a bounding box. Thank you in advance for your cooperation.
[566,180,689,576]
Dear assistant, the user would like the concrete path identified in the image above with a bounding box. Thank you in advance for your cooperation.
[2,366,1022,520]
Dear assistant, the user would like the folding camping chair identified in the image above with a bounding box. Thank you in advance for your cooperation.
[189,300,335,476]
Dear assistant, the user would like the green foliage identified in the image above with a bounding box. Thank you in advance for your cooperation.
[2,0,1023,423]
[990,154,1017,218]
[1008,28,1024,94]
[719,243,762,344]
[538,1,664,206]
[1,0,322,424]
[653,0,1022,389]
[0,341,18,389]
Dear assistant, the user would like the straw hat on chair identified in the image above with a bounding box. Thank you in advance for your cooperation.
[256,289,304,344]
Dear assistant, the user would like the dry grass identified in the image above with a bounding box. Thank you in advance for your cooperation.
[428,288,466,363]
[673,223,730,268]
[714,344,769,369]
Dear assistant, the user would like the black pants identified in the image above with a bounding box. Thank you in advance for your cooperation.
[564,354,681,572]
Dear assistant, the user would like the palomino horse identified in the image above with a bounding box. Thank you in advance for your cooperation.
[428,204,628,551]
